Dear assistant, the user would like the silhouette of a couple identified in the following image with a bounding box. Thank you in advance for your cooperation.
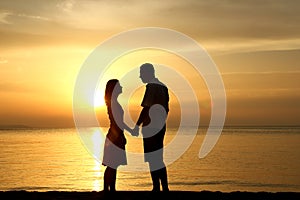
[102,63,170,192]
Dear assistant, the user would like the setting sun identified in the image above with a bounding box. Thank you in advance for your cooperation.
[94,90,106,109]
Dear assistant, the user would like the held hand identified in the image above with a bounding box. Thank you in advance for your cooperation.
[131,125,140,137]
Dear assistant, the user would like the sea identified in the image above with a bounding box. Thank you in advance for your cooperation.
[0,126,299,192]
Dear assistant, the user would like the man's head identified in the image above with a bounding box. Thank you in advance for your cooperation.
[140,63,155,83]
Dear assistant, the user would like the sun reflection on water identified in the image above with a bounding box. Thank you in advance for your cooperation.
[91,128,105,161]
[92,160,103,191]
[91,128,106,191]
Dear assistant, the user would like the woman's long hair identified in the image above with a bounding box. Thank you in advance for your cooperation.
[104,79,119,107]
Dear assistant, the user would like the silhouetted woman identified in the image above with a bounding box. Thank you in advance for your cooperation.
[102,79,133,192]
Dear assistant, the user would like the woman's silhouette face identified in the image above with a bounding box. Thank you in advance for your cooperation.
[113,82,122,96]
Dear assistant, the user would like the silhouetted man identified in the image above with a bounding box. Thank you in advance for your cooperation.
[133,63,169,192]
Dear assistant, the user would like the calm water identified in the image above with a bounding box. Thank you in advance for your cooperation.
[0,127,299,192]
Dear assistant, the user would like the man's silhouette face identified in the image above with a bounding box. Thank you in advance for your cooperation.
[140,68,154,83]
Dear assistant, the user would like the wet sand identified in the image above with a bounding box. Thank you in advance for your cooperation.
[0,191,299,200]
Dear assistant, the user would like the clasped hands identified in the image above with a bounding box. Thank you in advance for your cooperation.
[130,125,140,137]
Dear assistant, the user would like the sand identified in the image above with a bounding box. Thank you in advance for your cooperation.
[0,191,299,200]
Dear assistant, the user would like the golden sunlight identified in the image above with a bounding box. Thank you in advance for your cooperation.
[94,90,106,108]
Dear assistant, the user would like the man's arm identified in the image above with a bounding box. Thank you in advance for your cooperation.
[136,107,149,126]
[132,107,149,136]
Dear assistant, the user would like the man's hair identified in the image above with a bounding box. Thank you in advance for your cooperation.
[140,63,155,75]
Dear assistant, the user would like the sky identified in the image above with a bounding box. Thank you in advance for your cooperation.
[0,0,299,128]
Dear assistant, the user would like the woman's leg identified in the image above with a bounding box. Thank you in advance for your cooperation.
[104,166,117,191]
[110,168,117,191]
[103,167,110,191]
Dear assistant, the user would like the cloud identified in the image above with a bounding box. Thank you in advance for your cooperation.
[158,0,300,40]
[2,0,297,40]
[56,0,75,13]
[221,70,300,92]
[0,82,31,93]
[0,9,49,25]
[0,10,11,24]
[221,70,300,76]
[16,13,50,21]
[0,0,299,53]
[0,58,8,64]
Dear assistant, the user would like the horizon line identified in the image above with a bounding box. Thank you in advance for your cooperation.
[1,124,300,130]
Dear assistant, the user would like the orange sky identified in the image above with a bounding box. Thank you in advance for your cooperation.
[0,0,299,128]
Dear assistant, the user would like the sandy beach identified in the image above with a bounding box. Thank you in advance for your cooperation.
[0,191,299,200]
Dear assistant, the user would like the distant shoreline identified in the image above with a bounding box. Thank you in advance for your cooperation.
[0,125,32,130]
[1,125,300,130]
[0,191,299,200]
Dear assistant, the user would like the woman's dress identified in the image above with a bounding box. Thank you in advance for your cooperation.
[102,101,127,168]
